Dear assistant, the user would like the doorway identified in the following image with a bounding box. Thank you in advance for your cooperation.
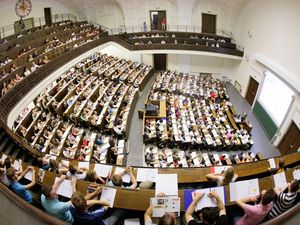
[150,10,166,31]
[202,13,216,34]
[245,77,259,106]
[44,8,52,26]
[278,122,300,155]
[154,54,167,70]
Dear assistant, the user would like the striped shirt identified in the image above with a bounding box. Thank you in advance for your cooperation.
[268,191,297,218]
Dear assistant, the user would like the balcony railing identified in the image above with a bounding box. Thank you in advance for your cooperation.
[0,13,77,39]
[108,24,234,39]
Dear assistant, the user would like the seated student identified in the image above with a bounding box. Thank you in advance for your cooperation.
[267,179,299,219]
[41,175,77,223]
[48,159,62,173]
[185,191,230,225]
[206,167,238,186]
[66,165,88,180]
[0,158,22,186]
[37,156,51,170]
[85,170,106,184]
[233,188,275,225]
[70,187,111,225]
[268,158,285,174]
[108,166,137,189]
[106,146,118,165]
[144,193,176,225]
[6,166,36,203]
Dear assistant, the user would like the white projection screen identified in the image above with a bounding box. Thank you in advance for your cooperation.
[258,71,294,125]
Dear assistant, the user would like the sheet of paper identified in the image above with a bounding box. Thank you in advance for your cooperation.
[273,172,287,189]
[94,164,113,178]
[293,169,300,180]
[55,177,73,198]
[136,168,158,182]
[61,160,70,167]
[118,140,125,150]
[0,154,7,162]
[100,143,110,151]
[193,186,225,210]
[229,179,259,202]
[114,167,131,183]
[38,169,45,183]
[24,170,33,181]
[194,188,211,210]
[78,161,90,170]
[268,158,276,169]
[155,174,178,196]
[13,160,20,171]
[214,166,230,174]
[167,156,173,163]
[193,158,200,166]
[210,186,226,205]
[45,154,57,162]
[124,218,140,225]
[100,187,117,207]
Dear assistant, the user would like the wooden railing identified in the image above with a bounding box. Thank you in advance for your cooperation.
[0,155,299,224]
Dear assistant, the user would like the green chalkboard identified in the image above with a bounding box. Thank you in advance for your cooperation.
[253,101,278,140]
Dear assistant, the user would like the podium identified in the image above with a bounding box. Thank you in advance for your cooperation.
[144,100,166,119]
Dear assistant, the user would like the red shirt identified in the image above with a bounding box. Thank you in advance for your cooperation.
[210,92,216,99]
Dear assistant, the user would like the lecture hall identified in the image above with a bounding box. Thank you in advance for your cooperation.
[0,0,299,225]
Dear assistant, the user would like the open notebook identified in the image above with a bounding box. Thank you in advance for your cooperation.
[193,186,226,210]
[229,178,260,202]
[55,177,73,198]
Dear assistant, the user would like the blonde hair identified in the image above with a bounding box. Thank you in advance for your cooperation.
[223,167,234,185]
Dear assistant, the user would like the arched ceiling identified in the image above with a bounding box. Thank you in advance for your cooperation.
[53,0,249,15]
[0,0,250,23]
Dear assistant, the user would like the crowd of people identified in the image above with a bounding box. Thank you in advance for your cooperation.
[0,21,101,97]
[123,32,233,49]
[12,53,152,164]
[144,71,254,168]
[145,144,260,168]
[1,154,298,225]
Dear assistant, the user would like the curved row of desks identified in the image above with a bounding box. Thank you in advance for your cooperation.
[43,152,300,184]
[16,156,299,211]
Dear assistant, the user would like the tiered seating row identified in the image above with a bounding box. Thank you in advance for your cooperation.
[0,151,299,210]
[145,72,252,147]
[1,23,101,96]
[118,31,243,56]
[0,20,78,54]
[12,52,152,165]
[0,23,93,79]
[145,144,264,168]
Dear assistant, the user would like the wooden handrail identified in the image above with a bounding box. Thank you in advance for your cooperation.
[1,167,299,225]
[2,158,299,211]
[0,182,68,225]
[261,203,300,225]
